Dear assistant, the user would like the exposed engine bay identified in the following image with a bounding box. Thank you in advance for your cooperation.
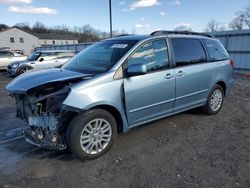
[14,81,78,150]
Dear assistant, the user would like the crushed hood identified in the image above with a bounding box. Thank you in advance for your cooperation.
[6,68,92,94]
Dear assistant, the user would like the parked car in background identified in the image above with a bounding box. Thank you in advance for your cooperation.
[0,50,27,70]
[7,50,76,76]
[6,31,234,160]
[14,50,25,55]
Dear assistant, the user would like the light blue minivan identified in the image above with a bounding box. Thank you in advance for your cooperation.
[6,31,234,160]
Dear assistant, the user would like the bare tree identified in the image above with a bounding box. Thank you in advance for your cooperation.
[229,14,245,30]
[15,22,31,31]
[240,7,250,29]
[32,21,47,32]
[205,19,221,32]
[0,24,8,31]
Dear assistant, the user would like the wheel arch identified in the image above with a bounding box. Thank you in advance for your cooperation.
[216,81,226,96]
[90,105,124,133]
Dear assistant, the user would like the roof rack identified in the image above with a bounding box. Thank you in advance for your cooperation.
[150,30,214,38]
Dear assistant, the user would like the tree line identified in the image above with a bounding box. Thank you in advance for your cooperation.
[0,22,127,42]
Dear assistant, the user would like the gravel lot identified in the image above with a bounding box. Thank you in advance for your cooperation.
[0,72,249,188]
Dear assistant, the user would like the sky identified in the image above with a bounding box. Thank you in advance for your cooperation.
[0,0,249,34]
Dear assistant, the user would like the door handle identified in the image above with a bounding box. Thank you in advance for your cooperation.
[176,71,185,77]
[164,73,174,79]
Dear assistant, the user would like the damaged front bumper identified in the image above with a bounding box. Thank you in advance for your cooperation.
[24,128,67,150]
[14,87,73,150]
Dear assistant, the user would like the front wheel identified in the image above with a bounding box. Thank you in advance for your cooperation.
[66,109,117,160]
[203,85,224,115]
[18,66,32,75]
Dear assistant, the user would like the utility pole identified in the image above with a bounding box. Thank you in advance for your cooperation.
[109,0,113,38]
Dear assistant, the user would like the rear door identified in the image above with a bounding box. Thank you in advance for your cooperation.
[171,37,212,112]
[124,39,175,126]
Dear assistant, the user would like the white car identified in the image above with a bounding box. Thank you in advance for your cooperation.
[7,50,76,76]
[0,50,27,70]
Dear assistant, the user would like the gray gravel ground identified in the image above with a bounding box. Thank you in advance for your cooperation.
[0,72,249,188]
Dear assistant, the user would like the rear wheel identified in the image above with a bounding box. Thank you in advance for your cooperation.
[66,109,117,160]
[203,85,224,115]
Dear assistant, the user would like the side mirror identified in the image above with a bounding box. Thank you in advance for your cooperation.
[39,57,44,62]
[127,64,147,77]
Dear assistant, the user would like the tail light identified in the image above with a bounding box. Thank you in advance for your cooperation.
[229,59,235,68]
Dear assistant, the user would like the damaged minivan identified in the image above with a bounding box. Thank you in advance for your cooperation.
[6,31,234,160]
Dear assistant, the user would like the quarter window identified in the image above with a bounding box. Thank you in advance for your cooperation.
[202,39,229,61]
[171,38,207,67]
[128,39,169,72]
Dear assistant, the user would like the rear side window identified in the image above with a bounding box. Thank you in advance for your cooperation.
[202,39,229,61]
[0,51,13,57]
[171,38,207,67]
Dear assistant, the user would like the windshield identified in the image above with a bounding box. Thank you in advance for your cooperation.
[63,40,138,74]
[27,52,41,61]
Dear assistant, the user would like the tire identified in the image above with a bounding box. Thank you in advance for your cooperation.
[17,66,31,75]
[203,85,224,115]
[66,109,117,160]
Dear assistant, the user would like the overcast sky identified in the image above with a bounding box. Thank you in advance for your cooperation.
[0,0,248,33]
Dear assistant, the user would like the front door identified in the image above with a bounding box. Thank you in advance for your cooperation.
[124,39,175,126]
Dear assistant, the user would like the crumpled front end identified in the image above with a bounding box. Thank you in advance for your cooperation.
[14,85,73,150]
[5,68,93,150]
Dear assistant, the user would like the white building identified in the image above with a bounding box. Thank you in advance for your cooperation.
[0,27,78,55]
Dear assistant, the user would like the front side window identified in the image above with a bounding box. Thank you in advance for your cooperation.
[202,39,229,61]
[172,38,207,67]
[63,40,137,74]
[27,52,41,61]
[127,39,169,72]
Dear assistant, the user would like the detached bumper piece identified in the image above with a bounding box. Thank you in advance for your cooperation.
[24,128,67,150]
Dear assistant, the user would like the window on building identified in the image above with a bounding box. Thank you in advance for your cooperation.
[19,38,24,43]
[10,37,15,43]
[66,41,68,44]
[171,38,207,67]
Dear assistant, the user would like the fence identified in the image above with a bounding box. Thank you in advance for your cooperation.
[211,29,250,71]
[35,30,250,71]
